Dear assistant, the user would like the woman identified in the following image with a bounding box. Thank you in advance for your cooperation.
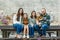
[36,12,43,26]
[29,11,36,37]
[23,13,29,38]
[34,12,43,36]
[13,8,24,38]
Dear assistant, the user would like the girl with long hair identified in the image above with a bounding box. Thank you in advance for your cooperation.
[29,11,36,37]
[34,12,43,36]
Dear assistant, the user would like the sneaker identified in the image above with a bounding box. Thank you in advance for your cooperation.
[41,35,46,38]
[27,35,29,38]
[15,35,21,38]
[40,34,43,37]
[23,35,26,38]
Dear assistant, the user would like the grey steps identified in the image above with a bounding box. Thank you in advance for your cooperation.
[0,37,60,40]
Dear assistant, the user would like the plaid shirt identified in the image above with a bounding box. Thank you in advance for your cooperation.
[41,13,50,26]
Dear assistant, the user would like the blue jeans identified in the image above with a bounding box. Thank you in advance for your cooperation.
[13,23,23,34]
[29,24,34,37]
[41,24,48,36]
[34,24,42,35]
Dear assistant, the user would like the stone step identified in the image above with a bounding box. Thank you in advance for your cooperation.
[0,37,60,40]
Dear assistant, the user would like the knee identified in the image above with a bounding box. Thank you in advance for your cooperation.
[42,24,48,30]
[13,24,16,26]
[13,24,15,27]
[34,24,37,28]
[13,24,18,29]
[34,24,38,28]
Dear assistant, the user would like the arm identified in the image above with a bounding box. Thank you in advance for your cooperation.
[36,19,40,25]
[46,15,50,22]
[13,14,17,24]
[29,18,34,26]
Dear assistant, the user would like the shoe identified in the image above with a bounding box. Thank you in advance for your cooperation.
[15,36,21,38]
[23,35,26,38]
[40,34,43,37]
[27,35,29,38]
[41,35,46,38]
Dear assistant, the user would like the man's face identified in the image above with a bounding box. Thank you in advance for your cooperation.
[41,9,46,14]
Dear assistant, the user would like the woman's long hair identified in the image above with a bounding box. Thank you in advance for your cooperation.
[16,8,24,21]
[30,11,36,19]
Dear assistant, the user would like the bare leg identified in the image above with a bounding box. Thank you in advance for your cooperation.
[26,25,29,35]
[24,25,27,35]
[23,25,27,38]
[26,25,29,38]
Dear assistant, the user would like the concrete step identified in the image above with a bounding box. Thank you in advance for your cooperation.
[0,37,60,40]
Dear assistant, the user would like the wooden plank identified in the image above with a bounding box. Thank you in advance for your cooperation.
[0,25,60,29]
[0,25,60,31]
[0,25,60,38]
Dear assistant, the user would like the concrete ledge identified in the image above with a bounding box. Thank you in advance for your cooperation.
[0,37,60,40]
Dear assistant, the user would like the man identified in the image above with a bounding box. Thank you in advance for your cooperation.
[41,8,50,37]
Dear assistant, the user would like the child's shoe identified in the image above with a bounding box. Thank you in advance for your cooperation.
[27,35,29,38]
[23,35,26,38]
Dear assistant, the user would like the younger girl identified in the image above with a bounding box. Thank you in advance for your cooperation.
[23,13,29,38]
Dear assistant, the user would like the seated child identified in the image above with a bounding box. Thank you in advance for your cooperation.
[23,13,29,38]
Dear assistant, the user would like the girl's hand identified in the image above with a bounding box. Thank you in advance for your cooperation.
[36,20,39,25]
[30,22,33,27]
[38,22,41,27]
[31,24,33,27]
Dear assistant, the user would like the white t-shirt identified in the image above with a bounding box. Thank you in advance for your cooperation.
[13,14,22,24]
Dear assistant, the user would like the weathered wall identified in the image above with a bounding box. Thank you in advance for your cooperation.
[0,0,60,23]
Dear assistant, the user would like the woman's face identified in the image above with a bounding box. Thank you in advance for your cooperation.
[19,9,23,14]
[36,12,40,16]
[32,12,36,17]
